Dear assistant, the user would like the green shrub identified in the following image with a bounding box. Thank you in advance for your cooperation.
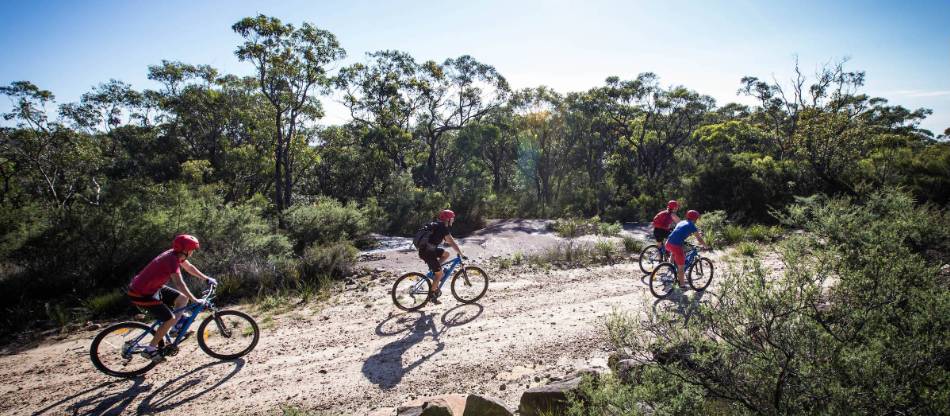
[746,224,783,242]
[299,241,358,279]
[284,196,371,249]
[721,224,747,245]
[736,241,758,257]
[622,236,644,253]
[595,239,617,261]
[553,218,584,239]
[697,209,727,247]
[596,221,622,236]
[85,291,130,318]
[512,251,525,265]
[576,189,950,415]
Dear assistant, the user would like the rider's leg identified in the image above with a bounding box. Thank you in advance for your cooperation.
[431,250,450,292]
[147,288,181,348]
[666,242,687,287]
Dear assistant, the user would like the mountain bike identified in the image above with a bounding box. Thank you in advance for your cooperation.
[89,283,259,378]
[391,255,489,311]
[648,244,714,298]
[639,240,670,274]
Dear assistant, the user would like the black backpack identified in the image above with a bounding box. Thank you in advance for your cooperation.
[412,222,438,250]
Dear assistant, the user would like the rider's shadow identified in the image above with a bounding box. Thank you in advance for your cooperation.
[135,358,245,414]
[652,290,717,325]
[363,303,483,389]
[33,378,149,416]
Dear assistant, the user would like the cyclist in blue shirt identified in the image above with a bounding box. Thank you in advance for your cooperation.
[665,210,710,289]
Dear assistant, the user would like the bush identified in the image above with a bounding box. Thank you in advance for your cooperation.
[622,236,644,253]
[574,189,950,415]
[721,224,747,245]
[596,221,622,236]
[595,240,617,261]
[553,218,584,239]
[736,241,758,257]
[299,241,358,279]
[284,196,371,250]
[85,291,131,318]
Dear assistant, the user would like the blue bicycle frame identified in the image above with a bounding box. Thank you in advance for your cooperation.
[123,286,217,356]
[410,255,463,295]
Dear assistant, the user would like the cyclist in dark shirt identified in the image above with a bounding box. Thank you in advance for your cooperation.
[418,209,465,304]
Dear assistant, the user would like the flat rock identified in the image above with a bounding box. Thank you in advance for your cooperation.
[518,377,584,416]
[398,394,466,416]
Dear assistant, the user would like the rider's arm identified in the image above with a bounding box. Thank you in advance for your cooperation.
[672,213,681,223]
[695,230,709,249]
[444,234,464,257]
[170,270,200,303]
[181,260,212,281]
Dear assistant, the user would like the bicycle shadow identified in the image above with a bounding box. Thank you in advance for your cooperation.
[652,290,719,325]
[33,378,149,416]
[135,358,245,414]
[363,303,484,389]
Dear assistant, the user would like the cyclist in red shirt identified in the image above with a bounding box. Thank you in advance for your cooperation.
[652,200,681,245]
[127,234,216,361]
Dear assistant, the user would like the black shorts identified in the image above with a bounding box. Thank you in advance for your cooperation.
[653,228,671,243]
[128,286,182,322]
[418,246,446,272]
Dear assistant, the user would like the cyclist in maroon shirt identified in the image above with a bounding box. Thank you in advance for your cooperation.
[127,234,216,361]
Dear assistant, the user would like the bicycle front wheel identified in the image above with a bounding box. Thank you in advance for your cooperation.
[197,310,259,360]
[688,258,714,291]
[639,244,664,274]
[89,321,159,378]
[391,272,432,311]
[451,266,489,304]
[649,263,678,298]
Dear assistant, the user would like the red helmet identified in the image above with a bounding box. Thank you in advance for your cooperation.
[172,234,200,252]
[686,210,700,221]
[667,200,679,211]
[438,209,456,222]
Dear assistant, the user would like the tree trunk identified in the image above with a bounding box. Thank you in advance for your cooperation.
[273,115,285,214]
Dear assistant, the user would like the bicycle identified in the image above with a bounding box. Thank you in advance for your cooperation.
[391,254,489,311]
[639,240,671,274]
[648,243,714,298]
[89,283,259,378]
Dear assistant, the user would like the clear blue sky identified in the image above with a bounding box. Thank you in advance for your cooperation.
[2,0,948,133]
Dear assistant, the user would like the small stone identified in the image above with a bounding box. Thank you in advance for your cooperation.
[499,384,506,391]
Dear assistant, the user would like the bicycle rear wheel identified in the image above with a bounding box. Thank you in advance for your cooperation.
[451,266,489,304]
[649,263,678,298]
[197,310,259,360]
[89,321,160,378]
[391,272,432,311]
[688,258,714,291]
[639,244,664,274]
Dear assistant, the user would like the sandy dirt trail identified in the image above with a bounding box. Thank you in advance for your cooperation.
[0,221,714,415]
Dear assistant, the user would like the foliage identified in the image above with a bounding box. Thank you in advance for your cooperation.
[574,189,950,415]
[284,197,372,249]
[299,241,358,279]
[622,236,644,253]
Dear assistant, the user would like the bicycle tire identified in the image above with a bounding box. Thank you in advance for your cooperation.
[391,272,432,311]
[639,244,664,274]
[450,266,489,304]
[649,262,678,298]
[688,257,714,291]
[89,321,159,378]
[197,310,260,360]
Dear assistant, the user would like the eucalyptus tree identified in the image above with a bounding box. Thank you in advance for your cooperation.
[414,55,509,186]
[233,14,346,213]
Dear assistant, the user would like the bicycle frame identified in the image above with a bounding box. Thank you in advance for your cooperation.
[410,255,463,294]
[124,285,218,354]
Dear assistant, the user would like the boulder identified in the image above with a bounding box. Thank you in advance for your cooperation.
[397,394,466,416]
[396,394,512,416]
[463,394,511,416]
[518,377,583,416]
